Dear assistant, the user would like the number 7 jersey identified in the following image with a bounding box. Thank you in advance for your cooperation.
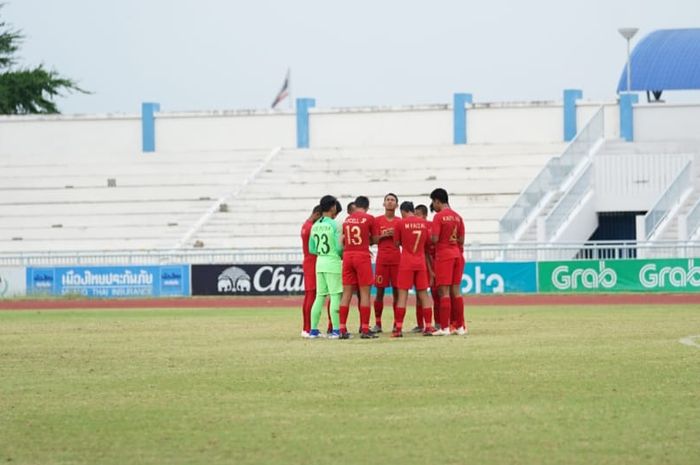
[342,211,376,257]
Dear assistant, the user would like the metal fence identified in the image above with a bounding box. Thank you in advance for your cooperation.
[644,161,692,239]
[2,241,699,266]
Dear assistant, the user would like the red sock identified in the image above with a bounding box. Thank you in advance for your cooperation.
[373,300,384,326]
[302,290,314,333]
[432,288,440,325]
[423,307,433,329]
[439,296,451,329]
[415,306,423,328]
[360,306,371,332]
[452,296,465,330]
[395,307,406,331]
[339,305,349,333]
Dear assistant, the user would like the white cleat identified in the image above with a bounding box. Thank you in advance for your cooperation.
[432,328,450,336]
[454,327,467,336]
[301,331,310,338]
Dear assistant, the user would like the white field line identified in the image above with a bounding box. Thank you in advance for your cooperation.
[678,335,700,349]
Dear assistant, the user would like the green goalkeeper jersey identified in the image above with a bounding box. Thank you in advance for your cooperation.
[309,216,343,273]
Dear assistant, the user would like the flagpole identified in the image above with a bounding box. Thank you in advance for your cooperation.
[288,67,293,110]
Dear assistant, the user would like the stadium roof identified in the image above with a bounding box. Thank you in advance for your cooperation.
[616,28,700,93]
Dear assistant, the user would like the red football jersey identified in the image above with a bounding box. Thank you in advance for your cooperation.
[397,216,430,270]
[425,220,436,259]
[301,219,317,264]
[342,212,375,255]
[375,214,401,265]
[431,208,465,260]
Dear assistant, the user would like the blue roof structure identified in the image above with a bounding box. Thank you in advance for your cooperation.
[616,28,700,93]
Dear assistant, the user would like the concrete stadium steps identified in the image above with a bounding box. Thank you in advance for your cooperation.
[0,148,274,252]
[0,237,168,252]
[189,143,562,249]
[0,212,201,229]
[0,200,208,217]
[0,186,236,204]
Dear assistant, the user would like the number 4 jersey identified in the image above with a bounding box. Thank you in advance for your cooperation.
[342,212,376,257]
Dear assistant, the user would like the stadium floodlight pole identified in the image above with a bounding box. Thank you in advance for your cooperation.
[618,28,639,93]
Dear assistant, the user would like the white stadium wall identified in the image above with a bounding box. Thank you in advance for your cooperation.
[634,104,700,142]
[310,106,452,147]
[1,100,700,156]
[0,114,140,157]
[156,111,296,152]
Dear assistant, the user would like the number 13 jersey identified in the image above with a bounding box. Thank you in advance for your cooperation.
[342,212,376,257]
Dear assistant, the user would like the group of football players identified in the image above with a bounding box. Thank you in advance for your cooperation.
[300,188,467,339]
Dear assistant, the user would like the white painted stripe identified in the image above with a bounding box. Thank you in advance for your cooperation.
[679,335,700,349]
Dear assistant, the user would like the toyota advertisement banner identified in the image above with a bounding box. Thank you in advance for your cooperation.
[26,265,190,298]
[192,264,305,296]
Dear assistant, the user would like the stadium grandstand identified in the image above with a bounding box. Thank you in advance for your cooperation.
[1,28,700,266]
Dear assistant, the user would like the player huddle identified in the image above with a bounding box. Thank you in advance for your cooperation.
[300,188,467,339]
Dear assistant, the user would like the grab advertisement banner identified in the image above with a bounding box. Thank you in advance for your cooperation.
[538,259,700,293]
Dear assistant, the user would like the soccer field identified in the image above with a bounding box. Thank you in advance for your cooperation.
[1,305,699,465]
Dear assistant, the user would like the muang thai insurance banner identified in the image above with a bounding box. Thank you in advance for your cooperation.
[26,265,190,297]
[538,258,700,293]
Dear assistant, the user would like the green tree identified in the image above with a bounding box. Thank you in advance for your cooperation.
[0,4,87,114]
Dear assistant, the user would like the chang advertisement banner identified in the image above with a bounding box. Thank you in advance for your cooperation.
[192,264,305,296]
[26,265,190,297]
[538,258,700,293]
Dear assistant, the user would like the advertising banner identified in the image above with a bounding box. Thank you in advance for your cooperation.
[192,264,304,296]
[192,262,536,296]
[0,267,27,298]
[26,265,190,297]
[538,258,700,293]
[462,262,537,294]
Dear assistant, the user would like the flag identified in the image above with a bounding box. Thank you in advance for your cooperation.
[271,69,290,109]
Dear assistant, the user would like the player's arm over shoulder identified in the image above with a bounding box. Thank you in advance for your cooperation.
[308,229,318,255]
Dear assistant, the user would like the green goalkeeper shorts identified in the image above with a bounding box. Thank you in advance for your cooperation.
[316,271,342,296]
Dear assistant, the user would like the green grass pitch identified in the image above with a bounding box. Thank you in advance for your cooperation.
[1,305,699,465]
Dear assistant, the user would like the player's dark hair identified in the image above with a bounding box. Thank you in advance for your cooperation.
[354,196,370,210]
[312,205,322,215]
[400,201,414,213]
[319,195,337,213]
[335,200,342,215]
[346,201,355,214]
[415,204,428,216]
[430,188,449,204]
[384,192,398,202]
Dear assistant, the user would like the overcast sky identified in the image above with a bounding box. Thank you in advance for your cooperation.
[4,0,699,114]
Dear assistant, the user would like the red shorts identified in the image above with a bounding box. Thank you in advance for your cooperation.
[342,254,373,286]
[434,256,465,286]
[303,261,316,291]
[374,263,399,288]
[397,268,429,291]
